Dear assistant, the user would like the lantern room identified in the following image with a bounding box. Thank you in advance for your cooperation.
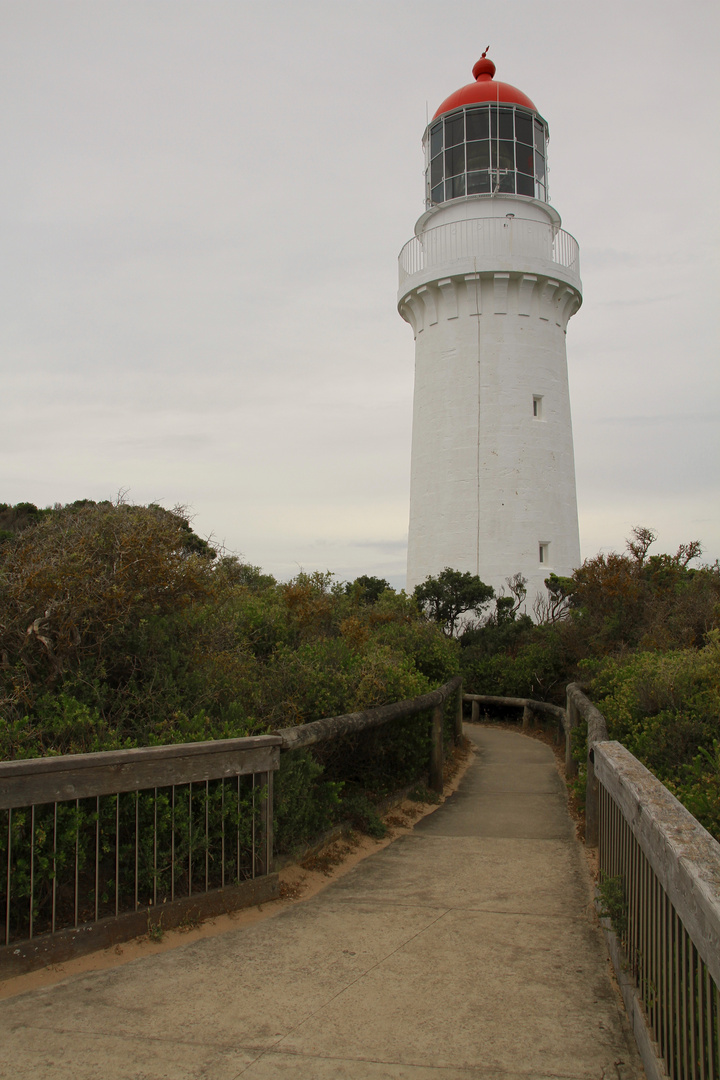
[424,55,549,207]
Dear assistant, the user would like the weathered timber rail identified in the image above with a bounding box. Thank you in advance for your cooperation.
[0,674,462,978]
[564,685,720,1080]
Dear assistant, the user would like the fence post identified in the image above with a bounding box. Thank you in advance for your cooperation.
[522,703,533,730]
[471,699,479,724]
[255,770,273,876]
[429,703,444,793]
[586,747,599,848]
[454,684,464,743]
[565,690,578,779]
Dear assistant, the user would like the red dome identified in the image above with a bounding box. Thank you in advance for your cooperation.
[432,56,537,119]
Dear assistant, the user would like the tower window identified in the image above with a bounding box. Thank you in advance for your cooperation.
[532,395,543,419]
[539,542,550,565]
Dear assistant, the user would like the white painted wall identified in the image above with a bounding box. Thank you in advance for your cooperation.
[399,193,582,611]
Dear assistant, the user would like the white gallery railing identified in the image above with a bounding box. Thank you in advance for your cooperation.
[398,217,580,292]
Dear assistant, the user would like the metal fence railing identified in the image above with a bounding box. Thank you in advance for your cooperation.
[0,735,281,974]
[1,675,463,978]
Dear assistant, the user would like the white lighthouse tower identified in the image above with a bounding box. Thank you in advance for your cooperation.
[399,53,582,607]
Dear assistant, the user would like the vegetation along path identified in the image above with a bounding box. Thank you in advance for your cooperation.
[0,726,645,1079]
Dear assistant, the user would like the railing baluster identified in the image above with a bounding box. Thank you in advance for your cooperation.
[29,805,35,940]
[251,774,256,880]
[51,803,57,935]
[171,785,176,902]
[134,791,139,912]
[205,779,209,893]
[95,795,100,922]
[74,798,80,929]
[115,794,120,917]
[5,809,11,946]
[188,782,193,898]
[153,788,157,908]
[221,780,225,890]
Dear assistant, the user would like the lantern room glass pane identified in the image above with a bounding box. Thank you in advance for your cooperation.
[516,142,534,176]
[465,108,489,141]
[450,174,466,198]
[536,153,546,181]
[497,172,515,193]
[431,182,444,204]
[467,140,490,171]
[492,140,515,171]
[430,156,443,186]
[515,112,533,145]
[534,120,545,152]
[430,123,443,158]
[445,144,465,177]
[516,172,534,196]
[491,108,514,140]
[445,115,464,147]
[467,171,491,194]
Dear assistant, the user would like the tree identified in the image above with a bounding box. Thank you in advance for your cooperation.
[414,568,494,636]
[345,575,392,605]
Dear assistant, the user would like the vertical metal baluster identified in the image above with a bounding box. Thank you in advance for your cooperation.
[134,791,139,912]
[188,782,192,898]
[171,786,175,902]
[29,805,35,940]
[662,889,670,1068]
[697,956,706,1080]
[639,851,647,1012]
[5,810,11,946]
[673,908,681,1078]
[115,794,120,917]
[236,775,241,884]
[651,870,658,1045]
[153,788,157,908]
[712,972,716,1080]
[51,804,57,935]
[251,774,256,879]
[221,780,225,890]
[689,942,698,1080]
[74,799,80,928]
[95,796,100,922]
[680,925,689,1080]
[708,969,715,1080]
[205,779,209,893]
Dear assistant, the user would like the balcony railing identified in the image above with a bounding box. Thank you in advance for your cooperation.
[398,217,580,293]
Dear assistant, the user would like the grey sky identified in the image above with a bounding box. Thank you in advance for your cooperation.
[1,0,718,587]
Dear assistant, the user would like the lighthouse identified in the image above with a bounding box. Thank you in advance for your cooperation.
[399,53,582,608]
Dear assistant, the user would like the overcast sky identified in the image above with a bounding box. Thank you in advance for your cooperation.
[1,0,718,587]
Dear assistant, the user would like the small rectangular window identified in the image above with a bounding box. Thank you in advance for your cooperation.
[430,123,443,158]
[532,395,543,419]
[539,542,550,565]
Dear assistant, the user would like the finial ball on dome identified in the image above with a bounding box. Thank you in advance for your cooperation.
[472,55,496,81]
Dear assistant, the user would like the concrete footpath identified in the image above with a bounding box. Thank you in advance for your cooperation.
[0,727,645,1079]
